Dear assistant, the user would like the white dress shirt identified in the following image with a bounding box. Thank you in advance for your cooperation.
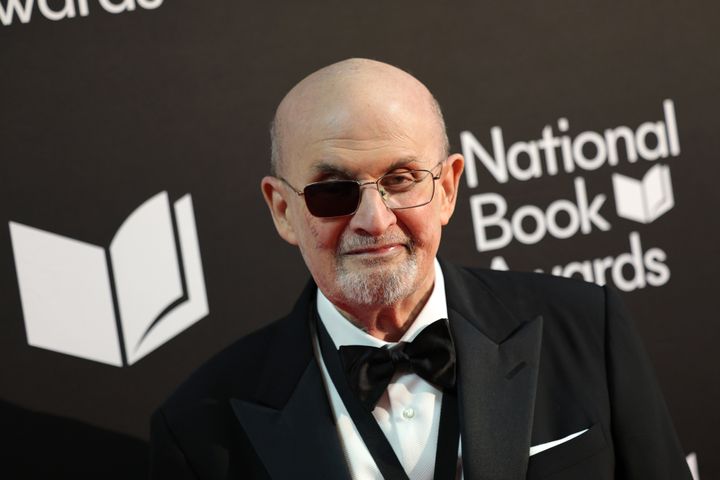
[314,259,462,480]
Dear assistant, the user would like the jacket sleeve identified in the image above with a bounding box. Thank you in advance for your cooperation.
[603,285,693,479]
[149,408,199,480]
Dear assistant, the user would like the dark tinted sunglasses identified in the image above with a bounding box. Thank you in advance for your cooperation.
[279,163,443,218]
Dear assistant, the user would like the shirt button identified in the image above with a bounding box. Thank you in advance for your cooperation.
[402,408,415,419]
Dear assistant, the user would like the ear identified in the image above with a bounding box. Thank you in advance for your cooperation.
[261,176,299,245]
[437,153,464,225]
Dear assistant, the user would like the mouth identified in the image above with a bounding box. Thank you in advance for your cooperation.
[343,243,406,257]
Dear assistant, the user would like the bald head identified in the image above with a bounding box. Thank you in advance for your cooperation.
[270,58,449,176]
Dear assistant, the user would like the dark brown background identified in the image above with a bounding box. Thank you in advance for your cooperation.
[1,1,717,478]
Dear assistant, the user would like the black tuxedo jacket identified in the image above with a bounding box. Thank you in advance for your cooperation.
[150,262,692,479]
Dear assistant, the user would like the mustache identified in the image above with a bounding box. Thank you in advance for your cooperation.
[338,232,414,254]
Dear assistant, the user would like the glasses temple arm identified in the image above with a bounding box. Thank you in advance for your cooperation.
[278,177,305,196]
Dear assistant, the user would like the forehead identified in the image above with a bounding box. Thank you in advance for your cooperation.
[287,105,442,179]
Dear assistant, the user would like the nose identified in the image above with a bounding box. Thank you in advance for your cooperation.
[347,184,396,236]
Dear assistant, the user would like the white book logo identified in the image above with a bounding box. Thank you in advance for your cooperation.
[9,192,208,367]
[612,164,675,224]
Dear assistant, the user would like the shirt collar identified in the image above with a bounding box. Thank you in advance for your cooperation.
[316,258,448,348]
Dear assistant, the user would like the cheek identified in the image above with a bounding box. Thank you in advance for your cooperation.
[302,212,345,251]
[401,209,441,246]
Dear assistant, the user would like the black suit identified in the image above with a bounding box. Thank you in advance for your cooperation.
[150,261,692,479]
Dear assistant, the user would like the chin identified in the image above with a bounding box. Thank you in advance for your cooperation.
[336,254,418,306]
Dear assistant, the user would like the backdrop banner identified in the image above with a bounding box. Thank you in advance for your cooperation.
[1,1,717,478]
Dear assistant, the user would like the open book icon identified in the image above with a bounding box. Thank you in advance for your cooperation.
[612,164,675,224]
[9,192,208,366]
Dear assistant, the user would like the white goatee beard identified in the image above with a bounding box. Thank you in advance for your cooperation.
[335,236,418,306]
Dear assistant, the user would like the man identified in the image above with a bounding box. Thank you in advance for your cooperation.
[150,59,692,479]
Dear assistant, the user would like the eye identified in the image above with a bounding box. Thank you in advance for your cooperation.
[380,171,422,191]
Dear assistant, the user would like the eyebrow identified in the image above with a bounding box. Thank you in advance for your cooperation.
[310,157,422,180]
[311,163,355,180]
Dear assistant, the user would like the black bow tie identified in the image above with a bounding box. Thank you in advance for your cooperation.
[338,319,456,412]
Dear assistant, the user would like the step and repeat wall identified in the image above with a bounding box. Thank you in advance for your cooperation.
[1,1,717,478]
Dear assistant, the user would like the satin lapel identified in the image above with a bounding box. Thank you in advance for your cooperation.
[229,281,350,480]
[230,360,349,479]
[452,309,542,479]
[442,261,543,480]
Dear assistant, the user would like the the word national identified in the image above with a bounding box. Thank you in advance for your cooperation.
[461,100,680,187]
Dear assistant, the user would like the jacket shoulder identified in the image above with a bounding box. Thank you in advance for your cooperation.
[161,281,317,413]
[464,266,604,302]
[453,267,606,306]
[445,263,609,328]
[159,308,313,421]
[159,318,265,408]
